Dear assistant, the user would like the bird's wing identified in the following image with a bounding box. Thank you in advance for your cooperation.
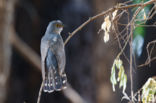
[49,35,66,75]
[41,37,49,79]
[55,48,66,75]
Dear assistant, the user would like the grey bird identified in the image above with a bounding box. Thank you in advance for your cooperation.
[40,20,67,93]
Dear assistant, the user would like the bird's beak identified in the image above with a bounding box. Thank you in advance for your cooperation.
[62,23,65,28]
[58,23,64,28]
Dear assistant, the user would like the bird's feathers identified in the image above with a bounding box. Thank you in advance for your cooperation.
[43,48,66,92]
[41,37,49,79]
[40,21,66,92]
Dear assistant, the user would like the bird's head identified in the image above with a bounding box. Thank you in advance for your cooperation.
[47,20,64,34]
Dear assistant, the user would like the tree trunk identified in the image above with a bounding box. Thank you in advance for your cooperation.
[0,0,15,102]
[92,0,120,102]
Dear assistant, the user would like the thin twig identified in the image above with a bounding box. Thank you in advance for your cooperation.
[37,79,44,103]
[130,23,134,102]
[64,0,156,45]
[117,22,156,27]
[113,10,130,63]
[138,40,156,68]
[10,0,156,103]
[10,28,86,103]
[10,28,41,70]
[129,6,145,102]
[138,56,156,67]
[114,4,145,102]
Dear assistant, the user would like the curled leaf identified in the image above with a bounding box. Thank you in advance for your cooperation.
[112,10,118,20]
[110,58,127,96]
[101,21,106,31]
[101,15,111,32]
[110,61,117,91]
[103,31,109,43]
[122,74,127,94]
[119,66,125,88]
[115,58,122,69]
[104,16,111,32]
[142,78,156,103]
[117,65,124,82]
[101,15,111,43]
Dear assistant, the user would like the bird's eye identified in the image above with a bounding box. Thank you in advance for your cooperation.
[56,24,59,27]
[56,23,63,28]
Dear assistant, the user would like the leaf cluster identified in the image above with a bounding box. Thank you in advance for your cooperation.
[110,58,127,94]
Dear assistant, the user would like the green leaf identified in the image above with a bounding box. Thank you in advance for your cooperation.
[119,68,125,88]
[118,66,124,82]
[122,74,127,94]
[110,58,127,94]
[132,0,152,57]
[133,26,145,38]
[115,58,122,69]
[110,62,117,91]
[142,78,156,103]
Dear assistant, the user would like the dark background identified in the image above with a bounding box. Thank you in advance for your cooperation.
[0,0,155,103]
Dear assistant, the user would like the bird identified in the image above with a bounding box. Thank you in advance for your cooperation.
[40,20,67,93]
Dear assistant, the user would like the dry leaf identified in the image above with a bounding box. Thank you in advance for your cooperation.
[101,21,106,31]
[101,15,111,32]
[112,10,118,20]
[101,15,111,43]
[104,15,111,32]
[104,31,109,43]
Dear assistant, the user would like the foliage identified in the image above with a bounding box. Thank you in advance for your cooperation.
[132,0,152,57]
[102,0,156,102]
[142,78,156,103]
[110,58,127,94]
[101,10,118,43]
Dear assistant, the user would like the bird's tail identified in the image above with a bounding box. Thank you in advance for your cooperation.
[43,70,54,93]
[43,70,67,93]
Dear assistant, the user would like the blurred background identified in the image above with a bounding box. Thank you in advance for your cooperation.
[0,0,156,103]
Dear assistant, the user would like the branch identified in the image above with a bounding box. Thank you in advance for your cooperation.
[129,6,145,102]
[37,79,44,103]
[0,0,16,102]
[138,57,156,68]
[138,40,156,68]
[9,27,86,103]
[10,1,156,103]
[10,28,41,71]
[64,0,156,45]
